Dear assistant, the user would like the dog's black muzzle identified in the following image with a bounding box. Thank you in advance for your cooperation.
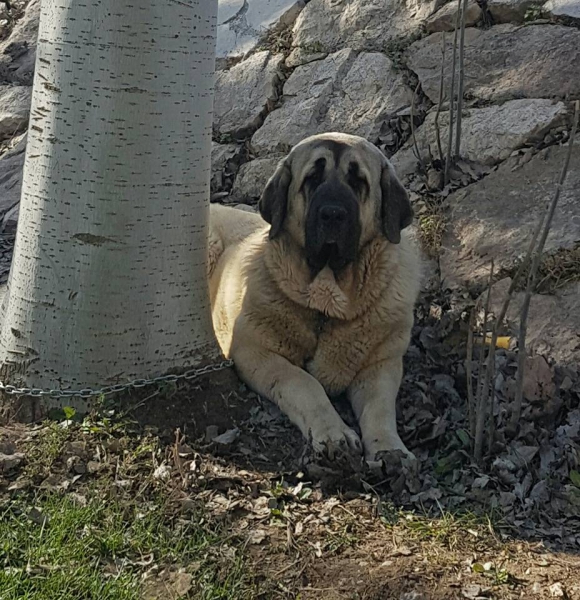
[305,178,361,275]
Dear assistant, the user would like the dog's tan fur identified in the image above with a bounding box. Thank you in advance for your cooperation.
[208,133,420,460]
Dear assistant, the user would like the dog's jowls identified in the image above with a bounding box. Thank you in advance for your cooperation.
[208,132,420,461]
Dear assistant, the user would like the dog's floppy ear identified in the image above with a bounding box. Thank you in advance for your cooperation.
[259,157,292,239]
[380,160,413,244]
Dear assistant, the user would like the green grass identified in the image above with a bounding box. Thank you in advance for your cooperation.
[0,492,259,600]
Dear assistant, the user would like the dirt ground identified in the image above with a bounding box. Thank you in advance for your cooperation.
[2,343,580,599]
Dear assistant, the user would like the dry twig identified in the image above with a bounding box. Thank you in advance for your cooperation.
[444,0,462,185]
[475,211,545,446]
[510,100,580,430]
[474,260,494,463]
[410,82,426,173]
[466,307,476,441]
[454,0,469,159]
[434,33,446,166]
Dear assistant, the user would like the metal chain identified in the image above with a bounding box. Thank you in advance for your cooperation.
[0,359,234,399]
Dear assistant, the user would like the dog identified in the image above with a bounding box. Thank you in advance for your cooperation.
[208,132,420,461]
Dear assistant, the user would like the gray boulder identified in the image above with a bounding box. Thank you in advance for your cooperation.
[0,134,26,227]
[487,0,543,22]
[230,157,282,203]
[0,85,31,141]
[213,51,284,139]
[211,143,243,194]
[425,0,482,33]
[407,25,580,104]
[292,0,438,52]
[440,143,580,289]
[544,0,580,19]
[252,50,411,154]
[391,99,569,179]
[487,278,580,366]
[0,0,39,86]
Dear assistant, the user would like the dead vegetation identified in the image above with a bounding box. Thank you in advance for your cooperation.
[466,101,579,462]
[3,403,580,600]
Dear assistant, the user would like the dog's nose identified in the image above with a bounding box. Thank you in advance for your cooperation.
[319,205,347,225]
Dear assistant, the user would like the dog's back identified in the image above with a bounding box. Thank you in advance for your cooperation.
[207,204,265,278]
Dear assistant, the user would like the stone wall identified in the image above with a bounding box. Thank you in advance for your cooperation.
[1,0,579,363]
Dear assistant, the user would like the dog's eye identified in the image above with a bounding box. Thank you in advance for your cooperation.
[347,162,368,196]
[303,158,326,190]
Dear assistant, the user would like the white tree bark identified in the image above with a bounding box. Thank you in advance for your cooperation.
[0,0,220,392]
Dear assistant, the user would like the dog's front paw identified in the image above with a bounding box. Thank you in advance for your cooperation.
[310,422,363,461]
[364,434,415,463]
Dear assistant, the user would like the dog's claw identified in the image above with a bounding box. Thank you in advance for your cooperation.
[310,423,363,461]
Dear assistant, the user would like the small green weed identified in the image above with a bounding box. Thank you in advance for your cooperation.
[23,422,70,480]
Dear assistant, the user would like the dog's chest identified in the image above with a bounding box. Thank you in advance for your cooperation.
[304,313,372,396]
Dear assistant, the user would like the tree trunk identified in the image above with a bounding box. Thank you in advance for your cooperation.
[0,0,220,403]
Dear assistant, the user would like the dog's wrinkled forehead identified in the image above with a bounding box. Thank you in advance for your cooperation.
[288,134,383,185]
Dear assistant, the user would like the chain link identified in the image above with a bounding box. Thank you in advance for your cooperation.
[0,359,234,399]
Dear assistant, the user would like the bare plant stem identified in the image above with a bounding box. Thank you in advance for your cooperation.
[466,307,476,441]
[410,82,426,173]
[444,0,461,185]
[474,260,494,464]
[487,349,497,454]
[454,0,469,159]
[434,33,446,167]
[510,100,580,431]
[476,211,546,447]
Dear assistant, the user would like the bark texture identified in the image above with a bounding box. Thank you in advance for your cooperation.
[0,0,220,391]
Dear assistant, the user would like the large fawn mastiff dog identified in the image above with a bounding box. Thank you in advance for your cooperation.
[208,133,420,461]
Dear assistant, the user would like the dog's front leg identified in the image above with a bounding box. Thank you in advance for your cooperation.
[233,346,362,459]
[347,358,413,461]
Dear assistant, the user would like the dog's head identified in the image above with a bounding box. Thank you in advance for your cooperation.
[259,133,413,275]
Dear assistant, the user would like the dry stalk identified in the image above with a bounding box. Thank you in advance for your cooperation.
[434,33,446,166]
[510,100,580,431]
[410,82,426,173]
[454,0,469,159]
[475,210,546,447]
[474,260,494,463]
[466,306,477,441]
[444,0,462,185]
[487,346,497,454]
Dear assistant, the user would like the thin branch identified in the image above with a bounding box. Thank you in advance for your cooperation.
[434,33,446,167]
[475,210,545,446]
[510,100,580,431]
[410,82,426,173]
[466,307,476,441]
[474,260,494,464]
[487,345,497,454]
[444,0,462,185]
[454,0,469,159]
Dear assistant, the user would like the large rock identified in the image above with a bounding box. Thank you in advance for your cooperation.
[0,0,39,85]
[440,144,580,289]
[391,99,569,179]
[425,0,482,33]
[211,142,243,193]
[407,25,580,104]
[217,0,305,62]
[544,0,580,19]
[230,156,282,203]
[292,0,438,52]
[0,85,31,141]
[0,134,25,225]
[487,0,542,23]
[488,278,580,366]
[252,50,411,154]
[213,51,284,139]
